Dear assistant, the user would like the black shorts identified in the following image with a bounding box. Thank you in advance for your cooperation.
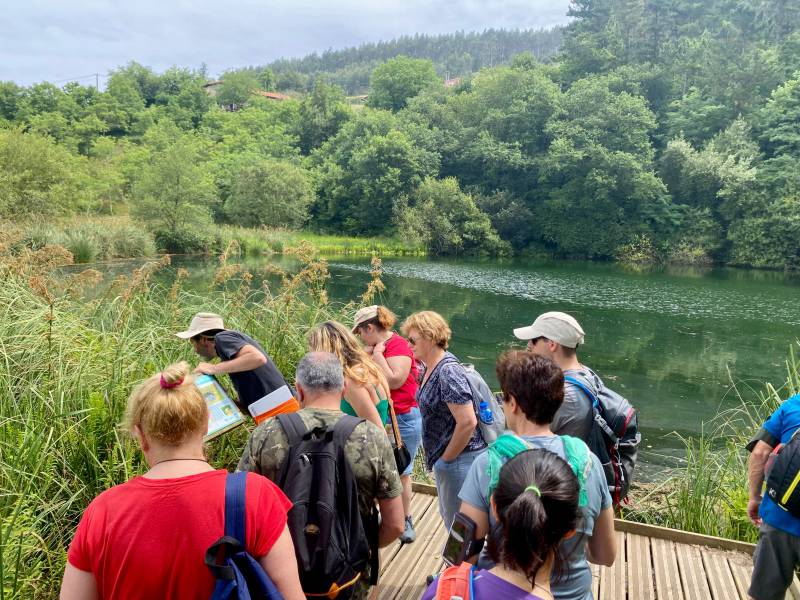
[749,523,800,600]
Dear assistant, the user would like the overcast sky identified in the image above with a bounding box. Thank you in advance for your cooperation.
[1,0,572,87]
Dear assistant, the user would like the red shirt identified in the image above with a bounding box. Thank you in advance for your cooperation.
[68,470,291,599]
[384,332,419,414]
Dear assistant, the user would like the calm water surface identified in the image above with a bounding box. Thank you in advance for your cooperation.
[115,255,800,478]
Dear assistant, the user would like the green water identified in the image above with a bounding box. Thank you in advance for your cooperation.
[320,256,800,477]
[114,254,800,478]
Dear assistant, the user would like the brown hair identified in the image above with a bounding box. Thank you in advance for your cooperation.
[307,321,390,398]
[356,306,397,332]
[496,351,564,425]
[487,449,580,585]
[400,311,451,349]
[125,361,208,446]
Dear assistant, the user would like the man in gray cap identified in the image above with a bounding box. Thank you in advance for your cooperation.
[176,312,291,417]
[513,311,595,441]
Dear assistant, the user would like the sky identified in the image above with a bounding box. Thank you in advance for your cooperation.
[1,0,572,87]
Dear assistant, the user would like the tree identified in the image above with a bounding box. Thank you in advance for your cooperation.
[225,160,314,228]
[398,177,508,255]
[368,56,439,111]
[0,128,85,217]
[0,81,23,122]
[296,81,352,154]
[131,126,215,252]
[312,109,440,235]
[216,71,259,109]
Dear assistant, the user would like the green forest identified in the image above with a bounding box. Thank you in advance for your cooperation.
[263,28,564,94]
[2,0,800,267]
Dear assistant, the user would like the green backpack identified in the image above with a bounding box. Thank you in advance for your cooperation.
[485,433,591,506]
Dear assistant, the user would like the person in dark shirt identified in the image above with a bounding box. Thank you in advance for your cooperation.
[176,312,290,414]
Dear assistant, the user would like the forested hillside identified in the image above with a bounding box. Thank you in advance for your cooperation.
[263,28,565,94]
[2,1,800,267]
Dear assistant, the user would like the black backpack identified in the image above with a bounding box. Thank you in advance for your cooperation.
[765,428,800,517]
[276,413,378,599]
[564,371,641,507]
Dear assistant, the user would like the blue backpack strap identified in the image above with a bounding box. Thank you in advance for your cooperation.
[224,471,248,545]
[564,375,599,408]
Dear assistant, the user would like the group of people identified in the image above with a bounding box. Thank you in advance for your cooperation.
[57,299,795,600]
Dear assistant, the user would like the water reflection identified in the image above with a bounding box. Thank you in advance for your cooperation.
[79,254,800,479]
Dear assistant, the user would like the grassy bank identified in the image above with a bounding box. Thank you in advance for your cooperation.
[625,345,800,543]
[0,230,373,598]
[7,217,425,264]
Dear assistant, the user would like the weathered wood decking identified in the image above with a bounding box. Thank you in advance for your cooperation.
[377,488,800,600]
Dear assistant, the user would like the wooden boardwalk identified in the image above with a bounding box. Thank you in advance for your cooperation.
[377,490,800,600]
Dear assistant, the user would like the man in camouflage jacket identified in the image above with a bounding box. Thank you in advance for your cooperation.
[238,351,404,599]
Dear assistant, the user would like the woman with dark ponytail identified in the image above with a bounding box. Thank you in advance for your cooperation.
[421,449,580,600]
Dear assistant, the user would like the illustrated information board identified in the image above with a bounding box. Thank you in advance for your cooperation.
[195,374,245,440]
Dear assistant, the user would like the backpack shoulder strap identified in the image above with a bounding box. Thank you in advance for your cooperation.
[276,412,309,487]
[559,435,591,507]
[277,412,308,446]
[332,414,364,449]
[564,375,599,408]
[435,562,473,600]
[224,471,248,545]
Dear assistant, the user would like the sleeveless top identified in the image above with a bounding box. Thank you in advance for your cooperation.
[341,385,390,424]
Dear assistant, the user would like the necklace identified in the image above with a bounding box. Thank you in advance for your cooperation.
[152,457,208,466]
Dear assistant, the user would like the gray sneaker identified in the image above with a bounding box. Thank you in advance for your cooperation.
[399,515,416,544]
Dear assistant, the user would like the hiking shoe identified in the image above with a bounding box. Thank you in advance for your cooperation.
[400,515,416,544]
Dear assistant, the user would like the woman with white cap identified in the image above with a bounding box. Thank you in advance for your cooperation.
[353,305,422,543]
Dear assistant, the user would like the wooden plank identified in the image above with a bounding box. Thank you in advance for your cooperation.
[627,533,654,600]
[377,498,446,599]
[591,562,600,600]
[726,553,753,600]
[651,537,684,600]
[676,543,712,599]
[615,519,756,555]
[380,493,435,574]
[411,482,438,496]
[789,576,800,600]
[599,530,626,600]
[701,548,745,600]
[393,527,449,600]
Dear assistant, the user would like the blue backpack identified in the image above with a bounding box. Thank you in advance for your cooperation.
[205,471,284,600]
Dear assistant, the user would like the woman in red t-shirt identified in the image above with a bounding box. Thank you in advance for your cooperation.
[60,362,304,600]
[353,305,422,544]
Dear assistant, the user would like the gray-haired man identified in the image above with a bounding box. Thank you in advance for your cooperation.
[238,352,404,599]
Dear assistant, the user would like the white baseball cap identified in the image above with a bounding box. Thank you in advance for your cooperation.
[513,311,585,348]
[175,312,225,339]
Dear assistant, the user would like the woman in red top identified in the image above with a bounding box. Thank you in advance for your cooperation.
[60,361,304,600]
[353,305,422,544]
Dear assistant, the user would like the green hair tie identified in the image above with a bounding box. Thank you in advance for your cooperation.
[525,484,541,496]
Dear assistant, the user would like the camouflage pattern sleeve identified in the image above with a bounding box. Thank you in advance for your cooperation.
[235,420,289,483]
[365,423,402,500]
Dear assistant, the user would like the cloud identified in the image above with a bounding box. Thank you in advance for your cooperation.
[0,0,571,86]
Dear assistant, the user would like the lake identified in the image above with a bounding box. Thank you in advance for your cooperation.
[114,254,800,479]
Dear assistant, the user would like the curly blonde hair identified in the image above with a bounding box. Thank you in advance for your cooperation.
[400,310,451,349]
[307,321,390,397]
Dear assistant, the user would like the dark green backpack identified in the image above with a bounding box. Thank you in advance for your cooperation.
[765,428,800,517]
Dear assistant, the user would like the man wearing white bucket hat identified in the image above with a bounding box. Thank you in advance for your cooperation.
[512,311,593,440]
[176,312,294,422]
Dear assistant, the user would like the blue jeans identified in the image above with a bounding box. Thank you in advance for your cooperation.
[433,448,485,529]
[396,407,422,477]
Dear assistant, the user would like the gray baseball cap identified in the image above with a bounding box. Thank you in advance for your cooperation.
[513,311,585,348]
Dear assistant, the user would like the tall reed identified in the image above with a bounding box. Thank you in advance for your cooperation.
[0,238,354,598]
[627,345,800,543]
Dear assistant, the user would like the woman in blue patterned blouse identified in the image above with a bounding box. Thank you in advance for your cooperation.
[401,310,487,528]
